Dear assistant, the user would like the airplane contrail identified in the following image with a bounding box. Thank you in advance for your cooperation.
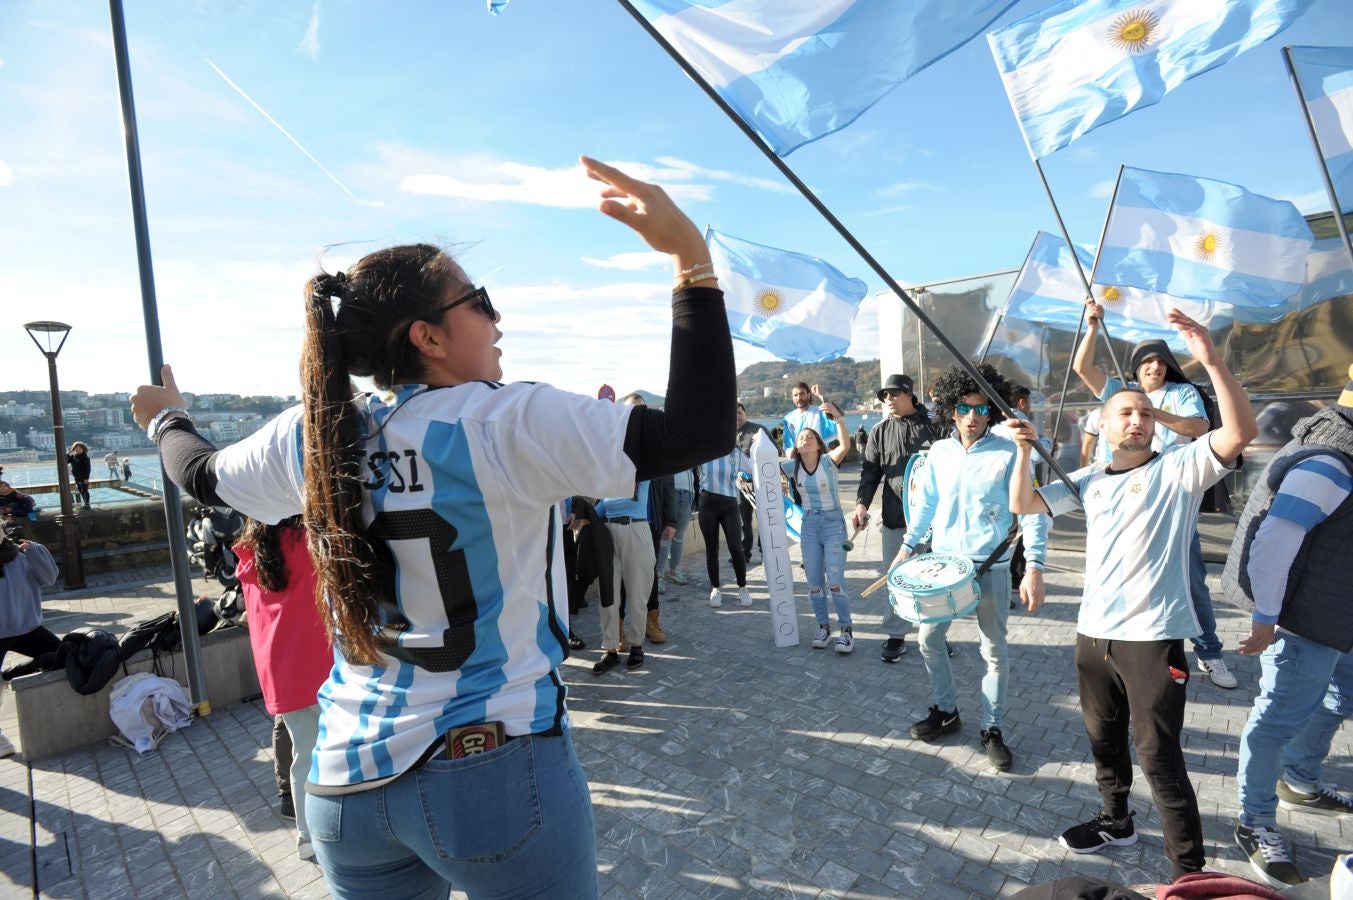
[205,57,366,203]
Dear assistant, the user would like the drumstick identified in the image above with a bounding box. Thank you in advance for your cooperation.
[842,524,864,552]
[861,575,889,598]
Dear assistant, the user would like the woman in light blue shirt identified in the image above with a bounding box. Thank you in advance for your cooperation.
[783,402,854,652]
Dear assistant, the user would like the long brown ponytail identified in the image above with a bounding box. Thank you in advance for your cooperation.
[298,244,463,665]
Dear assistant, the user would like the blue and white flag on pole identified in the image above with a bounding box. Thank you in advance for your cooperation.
[1002,232,1219,351]
[1229,235,1353,323]
[632,0,1018,156]
[707,227,866,364]
[988,0,1315,159]
[1288,46,1353,215]
[1094,166,1314,307]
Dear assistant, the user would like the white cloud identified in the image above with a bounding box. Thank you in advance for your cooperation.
[877,180,941,198]
[580,251,668,271]
[1280,188,1332,215]
[652,156,796,195]
[861,203,911,219]
[0,161,14,187]
[1089,178,1116,199]
[400,157,713,208]
[298,2,321,60]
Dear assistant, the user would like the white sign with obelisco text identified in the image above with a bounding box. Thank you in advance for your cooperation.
[750,430,799,647]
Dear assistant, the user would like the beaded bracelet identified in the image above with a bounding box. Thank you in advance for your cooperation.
[145,406,189,441]
[673,272,719,292]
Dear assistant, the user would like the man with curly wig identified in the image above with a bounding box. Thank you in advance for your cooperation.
[892,363,1048,771]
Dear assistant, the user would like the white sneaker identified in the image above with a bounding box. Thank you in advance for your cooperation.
[737,587,753,607]
[835,628,855,654]
[812,626,831,649]
[0,732,14,759]
[1198,656,1238,689]
[709,588,722,608]
[657,577,666,595]
[297,835,315,861]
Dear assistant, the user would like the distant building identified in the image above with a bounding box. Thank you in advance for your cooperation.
[0,403,44,419]
[763,387,774,398]
[94,432,148,450]
[0,432,16,450]
[27,428,55,451]
[208,421,241,442]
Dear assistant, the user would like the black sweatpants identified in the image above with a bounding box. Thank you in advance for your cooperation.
[0,626,61,677]
[272,714,292,798]
[698,492,746,589]
[738,494,756,559]
[1074,633,1204,877]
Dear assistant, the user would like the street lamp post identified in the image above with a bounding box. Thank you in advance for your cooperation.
[24,321,86,590]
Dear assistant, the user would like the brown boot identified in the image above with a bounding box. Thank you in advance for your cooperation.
[646,609,667,644]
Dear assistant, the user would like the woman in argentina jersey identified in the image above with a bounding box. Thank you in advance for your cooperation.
[781,402,855,653]
[131,157,734,899]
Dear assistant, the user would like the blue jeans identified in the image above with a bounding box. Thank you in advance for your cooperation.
[880,525,911,639]
[1188,530,1222,660]
[918,567,1012,729]
[308,733,597,899]
[801,510,851,627]
[657,489,694,574]
[1238,631,1353,828]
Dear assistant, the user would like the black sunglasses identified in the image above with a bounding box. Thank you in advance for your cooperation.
[428,286,496,322]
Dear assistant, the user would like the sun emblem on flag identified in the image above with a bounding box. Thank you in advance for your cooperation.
[1108,10,1159,53]
[1194,231,1220,261]
[1098,285,1125,308]
[755,288,785,317]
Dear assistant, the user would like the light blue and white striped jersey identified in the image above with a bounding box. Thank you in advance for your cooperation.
[212,382,635,788]
[782,406,839,453]
[780,456,842,512]
[699,448,752,497]
[672,468,694,493]
[1039,437,1232,641]
[1100,377,1206,453]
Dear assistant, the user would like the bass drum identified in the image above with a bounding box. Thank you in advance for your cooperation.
[900,450,931,546]
[887,552,981,625]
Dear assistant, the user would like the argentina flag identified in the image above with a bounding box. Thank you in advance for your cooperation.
[1003,232,1220,350]
[988,0,1316,159]
[1229,235,1353,323]
[631,0,1018,156]
[707,227,866,364]
[1287,46,1353,214]
[1094,166,1314,307]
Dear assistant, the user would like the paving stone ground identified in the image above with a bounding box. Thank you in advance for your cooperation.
[0,467,1347,899]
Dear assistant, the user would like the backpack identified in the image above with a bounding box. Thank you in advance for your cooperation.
[118,612,183,661]
[56,628,124,696]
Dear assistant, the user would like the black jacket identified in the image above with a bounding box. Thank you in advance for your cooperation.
[569,497,616,609]
[67,453,92,481]
[856,411,938,530]
[646,476,677,534]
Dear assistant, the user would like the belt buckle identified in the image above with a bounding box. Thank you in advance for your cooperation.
[444,722,506,758]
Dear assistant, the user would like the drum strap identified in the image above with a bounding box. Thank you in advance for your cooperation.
[976,523,1020,578]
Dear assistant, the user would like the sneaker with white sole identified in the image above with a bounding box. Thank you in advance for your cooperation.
[667,569,687,586]
[737,586,753,607]
[812,626,831,649]
[1277,779,1353,816]
[834,627,854,654]
[657,578,666,594]
[1234,823,1303,888]
[1197,656,1238,689]
[1059,811,1136,854]
[297,835,316,861]
[708,588,722,608]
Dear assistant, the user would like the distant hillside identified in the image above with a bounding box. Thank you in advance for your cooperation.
[736,358,881,416]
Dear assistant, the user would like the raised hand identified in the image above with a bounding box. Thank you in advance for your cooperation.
[1167,309,1220,367]
[131,365,188,430]
[582,156,707,268]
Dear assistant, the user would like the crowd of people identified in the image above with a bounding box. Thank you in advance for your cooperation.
[0,157,1323,897]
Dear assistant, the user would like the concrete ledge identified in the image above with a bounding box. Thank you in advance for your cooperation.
[13,626,260,760]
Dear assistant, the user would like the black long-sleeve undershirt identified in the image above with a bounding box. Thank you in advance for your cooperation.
[157,284,736,501]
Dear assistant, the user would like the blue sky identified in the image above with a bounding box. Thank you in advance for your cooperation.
[1,0,1349,398]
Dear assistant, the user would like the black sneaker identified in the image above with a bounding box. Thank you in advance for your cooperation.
[592,651,620,676]
[880,637,906,663]
[980,727,1013,772]
[626,646,645,670]
[278,794,295,821]
[1059,811,1136,853]
[910,706,961,742]
[567,632,585,651]
[1234,823,1304,888]
[1277,779,1353,816]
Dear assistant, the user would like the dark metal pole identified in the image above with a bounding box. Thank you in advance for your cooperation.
[41,354,85,590]
[614,0,1079,498]
[108,0,210,714]
[1283,46,1353,268]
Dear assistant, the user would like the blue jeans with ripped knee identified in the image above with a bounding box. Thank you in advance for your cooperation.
[801,509,852,627]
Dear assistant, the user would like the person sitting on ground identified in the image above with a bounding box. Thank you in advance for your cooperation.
[131,156,733,899]
[784,401,855,653]
[0,531,60,758]
[1072,300,1237,690]
[1009,309,1256,881]
[0,483,36,523]
[894,363,1047,772]
[234,515,332,863]
[1222,363,1353,889]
